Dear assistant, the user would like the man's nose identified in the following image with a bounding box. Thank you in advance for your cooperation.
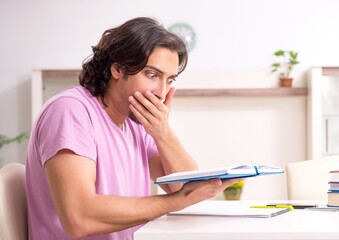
[153,80,168,101]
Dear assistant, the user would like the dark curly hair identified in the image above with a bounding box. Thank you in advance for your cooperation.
[79,17,188,98]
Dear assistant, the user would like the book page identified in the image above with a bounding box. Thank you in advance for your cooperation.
[256,164,284,174]
[155,165,257,183]
[169,201,290,218]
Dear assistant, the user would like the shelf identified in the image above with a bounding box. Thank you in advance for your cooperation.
[37,69,307,97]
[175,88,307,97]
[41,69,81,78]
[322,67,339,76]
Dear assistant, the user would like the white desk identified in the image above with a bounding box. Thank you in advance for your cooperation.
[134,200,339,240]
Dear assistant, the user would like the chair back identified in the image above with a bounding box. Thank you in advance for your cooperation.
[0,163,27,240]
[286,155,339,200]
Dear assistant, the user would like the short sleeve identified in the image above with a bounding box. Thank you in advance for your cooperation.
[36,96,97,165]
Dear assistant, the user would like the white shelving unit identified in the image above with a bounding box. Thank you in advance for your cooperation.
[308,67,339,159]
[31,69,80,123]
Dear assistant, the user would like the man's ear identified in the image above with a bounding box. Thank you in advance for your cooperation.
[110,64,122,79]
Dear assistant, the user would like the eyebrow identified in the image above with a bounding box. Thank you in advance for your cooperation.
[145,65,178,78]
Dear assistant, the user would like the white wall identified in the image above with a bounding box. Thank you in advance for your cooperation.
[170,70,307,199]
[1,0,339,199]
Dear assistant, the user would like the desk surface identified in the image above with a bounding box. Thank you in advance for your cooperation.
[134,200,339,240]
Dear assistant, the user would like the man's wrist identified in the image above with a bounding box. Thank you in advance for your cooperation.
[152,128,175,143]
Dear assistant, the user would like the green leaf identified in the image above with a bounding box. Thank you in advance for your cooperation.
[271,50,299,79]
[0,133,28,150]
[289,51,298,60]
[274,50,285,56]
[289,60,299,65]
[271,63,281,68]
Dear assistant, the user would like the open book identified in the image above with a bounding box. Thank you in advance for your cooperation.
[169,201,290,218]
[155,164,283,184]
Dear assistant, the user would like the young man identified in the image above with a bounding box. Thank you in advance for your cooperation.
[26,17,239,240]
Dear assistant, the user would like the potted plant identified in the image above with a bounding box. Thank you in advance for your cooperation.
[0,133,27,150]
[223,180,245,200]
[271,50,299,87]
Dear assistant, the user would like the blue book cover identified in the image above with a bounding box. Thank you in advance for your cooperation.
[155,164,283,184]
[328,190,339,193]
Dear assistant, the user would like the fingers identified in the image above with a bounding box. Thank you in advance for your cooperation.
[129,88,175,115]
[164,87,176,108]
[221,178,244,189]
[180,178,230,203]
[129,101,150,126]
[128,93,153,126]
[129,92,156,114]
[208,178,240,188]
[185,178,242,192]
[129,92,164,117]
[208,178,223,186]
[128,90,171,126]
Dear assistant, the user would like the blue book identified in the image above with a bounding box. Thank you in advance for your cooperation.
[155,164,283,184]
[328,190,339,193]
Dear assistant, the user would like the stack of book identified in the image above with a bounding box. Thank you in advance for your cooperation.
[328,170,339,207]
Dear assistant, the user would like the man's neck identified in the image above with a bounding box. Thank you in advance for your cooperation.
[97,96,126,130]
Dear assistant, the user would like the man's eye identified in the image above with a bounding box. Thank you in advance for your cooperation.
[146,72,158,78]
[168,78,176,85]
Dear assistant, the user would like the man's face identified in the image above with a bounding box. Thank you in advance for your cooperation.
[114,47,179,124]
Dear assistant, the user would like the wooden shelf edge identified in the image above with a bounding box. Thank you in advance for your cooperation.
[322,67,339,76]
[41,69,81,78]
[175,88,308,97]
[37,70,307,97]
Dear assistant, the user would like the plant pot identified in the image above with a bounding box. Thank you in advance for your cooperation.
[223,188,242,200]
[280,77,293,88]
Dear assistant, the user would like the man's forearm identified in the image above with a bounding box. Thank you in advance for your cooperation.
[153,128,198,191]
[66,190,188,238]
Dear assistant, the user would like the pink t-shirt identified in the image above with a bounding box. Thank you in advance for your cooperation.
[26,86,157,240]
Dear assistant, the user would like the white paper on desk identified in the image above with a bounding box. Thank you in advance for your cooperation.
[169,201,290,218]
